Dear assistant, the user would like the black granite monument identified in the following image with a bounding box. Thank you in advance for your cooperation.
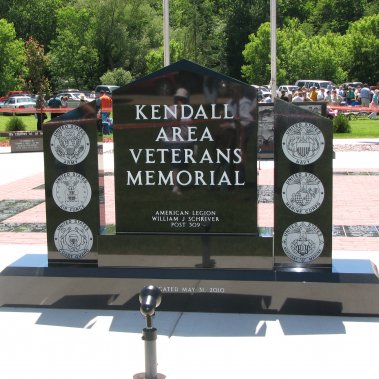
[274,99,332,269]
[4,60,375,317]
[98,60,272,269]
[43,102,104,265]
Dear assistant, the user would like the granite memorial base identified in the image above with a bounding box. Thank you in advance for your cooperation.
[1,260,379,316]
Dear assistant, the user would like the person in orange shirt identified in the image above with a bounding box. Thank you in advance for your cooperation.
[99,90,112,121]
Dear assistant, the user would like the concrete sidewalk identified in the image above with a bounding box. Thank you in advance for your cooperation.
[0,140,378,379]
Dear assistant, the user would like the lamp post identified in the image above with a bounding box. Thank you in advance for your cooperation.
[270,0,277,99]
[163,0,170,66]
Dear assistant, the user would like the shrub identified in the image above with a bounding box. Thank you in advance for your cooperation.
[333,114,351,133]
[5,116,27,131]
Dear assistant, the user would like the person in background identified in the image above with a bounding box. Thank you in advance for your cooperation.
[330,89,342,105]
[47,92,62,119]
[99,90,112,121]
[345,87,355,105]
[317,88,326,101]
[280,90,289,102]
[368,89,379,120]
[309,86,318,101]
[60,96,68,108]
[338,85,346,103]
[79,94,86,106]
[302,90,311,102]
[35,94,47,130]
[359,84,371,107]
[354,86,362,104]
[292,91,304,102]
[324,90,332,104]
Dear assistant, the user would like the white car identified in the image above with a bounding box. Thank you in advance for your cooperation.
[277,85,298,97]
[57,92,90,107]
[0,96,36,115]
[251,85,272,101]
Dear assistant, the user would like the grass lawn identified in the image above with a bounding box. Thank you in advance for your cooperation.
[333,118,379,138]
[1,114,378,141]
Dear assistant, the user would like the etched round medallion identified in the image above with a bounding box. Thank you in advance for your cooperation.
[282,122,325,165]
[282,172,324,214]
[50,124,90,165]
[282,221,324,263]
[54,219,93,259]
[52,172,92,212]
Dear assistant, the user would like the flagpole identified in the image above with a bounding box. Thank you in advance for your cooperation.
[163,0,170,66]
[270,0,277,99]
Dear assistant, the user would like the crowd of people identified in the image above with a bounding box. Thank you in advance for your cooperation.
[35,90,114,132]
[276,83,378,108]
[256,82,379,120]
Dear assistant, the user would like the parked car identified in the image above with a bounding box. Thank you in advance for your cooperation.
[0,90,31,103]
[294,80,334,89]
[57,92,91,107]
[340,82,363,89]
[57,88,79,93]
[95,85,120,96]
[251,85,272,101]
[0,96,36,115]
[277,85,298,97]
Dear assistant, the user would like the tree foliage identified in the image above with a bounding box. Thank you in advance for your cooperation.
[170,0,227,72]
[145,40,184,73]
[88,0,162,78]
[308,0,365,34]
[0,18,27,93]
[100,68,133,86]
[48,6,99,89]
[7,0,64,49]
[25,37,50,96]
[1,0,379,94]
[344,14,379,84]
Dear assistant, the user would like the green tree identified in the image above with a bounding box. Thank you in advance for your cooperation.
[48,6,99,89]
[277,0,314,25]
[25,37,50,96]
[87,0,162,78]
[241,23,272,85]
[100,68,133,86]
[0,19,27,94]
[308,0,365,34]
[170,0,227,72]
[0,0,12,19]
[364,0,379,16]
[7,0,65,50]
[145,40,185,73]
[222,0,270,80]
[289,32,348,83]
[242,20,348,85]
[344,14,379,84]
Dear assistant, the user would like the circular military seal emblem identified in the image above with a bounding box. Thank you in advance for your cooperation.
[54,219,93,259]
[50,124,90,165]
[52,172,92,212]
[282,172,324,214]
[282,122,325,165]
[282,222,324,263]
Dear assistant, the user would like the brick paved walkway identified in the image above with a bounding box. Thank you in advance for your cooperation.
[0,146,378,252]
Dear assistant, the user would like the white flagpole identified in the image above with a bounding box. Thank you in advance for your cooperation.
[270,0,277,99]
[163,0,170,66]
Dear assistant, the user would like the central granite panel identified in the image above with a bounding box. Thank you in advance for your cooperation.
[99,60,270,268]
